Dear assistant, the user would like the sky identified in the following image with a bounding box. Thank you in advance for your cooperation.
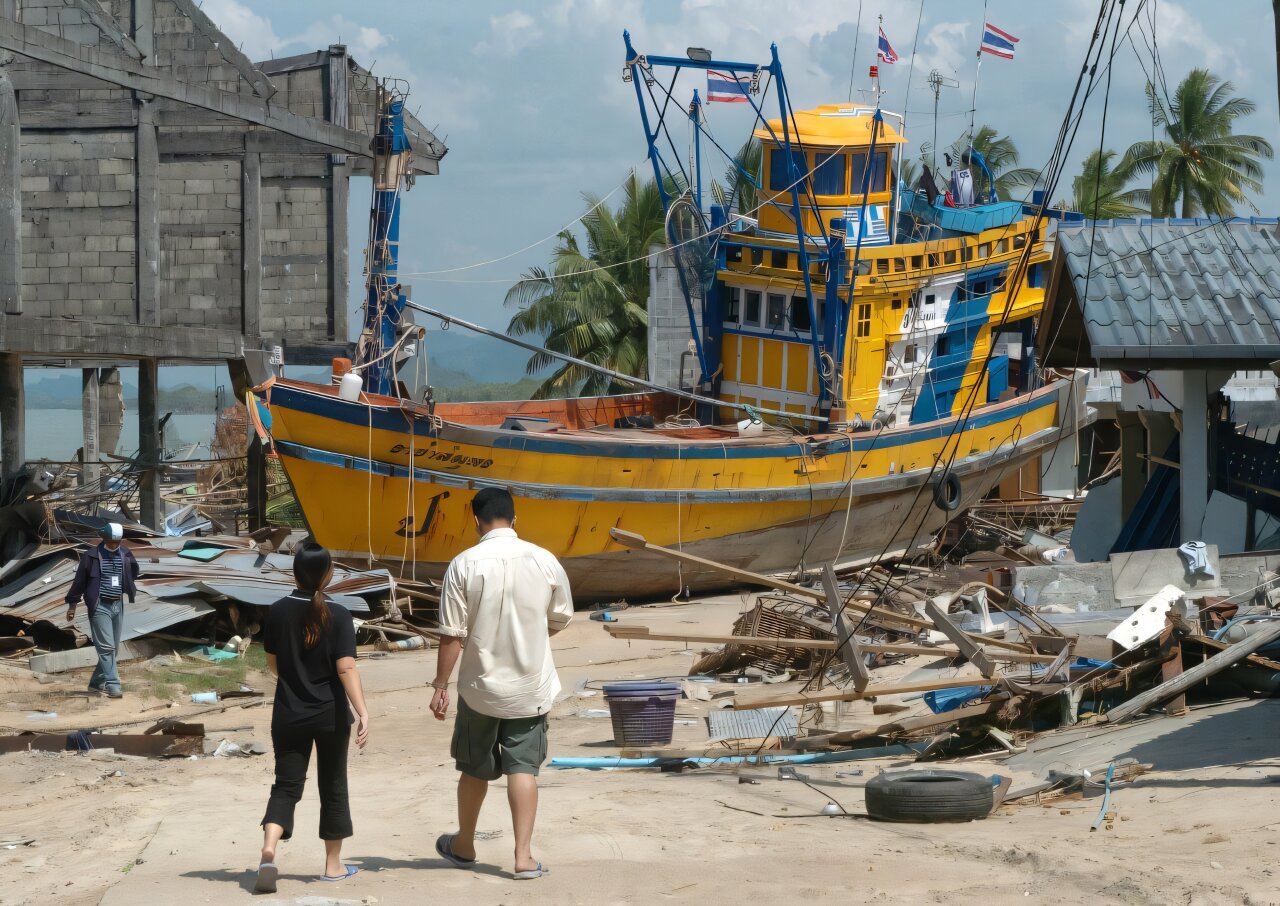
[198,0,1280,340]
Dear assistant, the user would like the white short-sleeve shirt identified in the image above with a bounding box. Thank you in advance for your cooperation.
[439,527,574,718]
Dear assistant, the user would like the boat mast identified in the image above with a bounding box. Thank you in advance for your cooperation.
[355,85,414,397]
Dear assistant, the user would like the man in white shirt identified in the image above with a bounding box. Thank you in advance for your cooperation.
[430,487,573,881]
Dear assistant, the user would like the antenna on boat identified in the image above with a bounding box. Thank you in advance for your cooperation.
[926,69,958,172]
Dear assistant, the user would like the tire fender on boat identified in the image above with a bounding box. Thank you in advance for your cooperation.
[932,470,963,512]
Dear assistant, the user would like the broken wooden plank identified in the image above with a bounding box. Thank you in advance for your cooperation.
[793,696,1017,749]
[823,563,870,691]
[732,674,1001,711]
[603,624,1058,663]
[1105,619,1280,723]
[922,594,998,678]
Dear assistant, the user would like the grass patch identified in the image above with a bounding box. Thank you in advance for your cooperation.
[149,644,270,702]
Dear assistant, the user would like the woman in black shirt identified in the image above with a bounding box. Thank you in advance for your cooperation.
[255,543,370,893]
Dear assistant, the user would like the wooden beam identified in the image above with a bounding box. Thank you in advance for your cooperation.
[1105,619,1280,723]
[824,563,870,690]
[793,696,1017,749]
[64,0,143,60]
[241,148,261,338]
[167,0,276,99]
[0,18,377,158]
[921,594,998,678]
[732,674,1002,711]
[602,624,1057,663]
[607,528,930,632]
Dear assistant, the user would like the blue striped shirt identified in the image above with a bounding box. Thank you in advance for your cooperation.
[99,547,124,602]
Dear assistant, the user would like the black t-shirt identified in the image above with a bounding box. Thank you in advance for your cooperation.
[263,591,358,731]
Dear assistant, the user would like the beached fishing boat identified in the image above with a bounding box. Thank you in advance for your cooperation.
[260,37,1089,599]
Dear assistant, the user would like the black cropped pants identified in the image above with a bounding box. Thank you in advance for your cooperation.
[262,721,352,841]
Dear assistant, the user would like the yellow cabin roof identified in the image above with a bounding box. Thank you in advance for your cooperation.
[753,105,906,149]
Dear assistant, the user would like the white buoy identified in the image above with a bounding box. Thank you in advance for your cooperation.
[338,370,364,401]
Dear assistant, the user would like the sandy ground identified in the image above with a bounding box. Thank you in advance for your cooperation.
[3,596,1280,906]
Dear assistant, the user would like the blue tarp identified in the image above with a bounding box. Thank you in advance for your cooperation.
[924,685,994,714]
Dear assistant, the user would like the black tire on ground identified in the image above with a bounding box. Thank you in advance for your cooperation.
[863,771,995,823]
[932,470,963,512]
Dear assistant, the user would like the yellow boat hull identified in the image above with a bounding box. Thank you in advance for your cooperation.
[264,374,1088,599]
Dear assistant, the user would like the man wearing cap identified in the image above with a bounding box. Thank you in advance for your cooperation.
[65,523,140,698]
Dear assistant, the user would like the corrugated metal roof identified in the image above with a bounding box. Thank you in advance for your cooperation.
[1052,219,1280,364]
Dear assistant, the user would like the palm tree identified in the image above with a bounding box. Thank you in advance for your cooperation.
[1072,149,1147,219]
[950,125,1038,200]
[505,173,664,398]
[1122,69,1273,217]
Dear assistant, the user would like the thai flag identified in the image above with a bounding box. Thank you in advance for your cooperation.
[980,23,1019,59]
[706,70,750,103]
[877,27,898,64]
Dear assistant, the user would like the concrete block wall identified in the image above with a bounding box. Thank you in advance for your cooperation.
[273,69,327,121]
[259,180,330,338]
[158,159,242,331]
[20,131,138,322]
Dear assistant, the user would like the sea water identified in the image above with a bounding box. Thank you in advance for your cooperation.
[24,409,218,461]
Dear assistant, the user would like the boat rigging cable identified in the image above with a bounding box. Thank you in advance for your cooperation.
[401,300,826,424]
[841,0,1142,647]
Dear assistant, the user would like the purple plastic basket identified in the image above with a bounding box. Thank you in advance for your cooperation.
[603,682,681,747]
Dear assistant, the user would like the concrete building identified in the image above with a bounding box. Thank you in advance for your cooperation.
[0,0,444,525]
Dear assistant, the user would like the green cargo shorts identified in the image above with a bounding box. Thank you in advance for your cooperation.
[451,695,549,782]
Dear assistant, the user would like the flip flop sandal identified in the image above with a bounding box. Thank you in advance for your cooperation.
[320,864,359,882]
[514,863,549,880]
[435,834,476,869]
[253,862,279,894]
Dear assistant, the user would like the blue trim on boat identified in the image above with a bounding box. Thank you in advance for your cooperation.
[268,381,1057,461]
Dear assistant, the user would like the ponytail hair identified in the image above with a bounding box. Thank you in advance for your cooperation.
[294,542,333,649]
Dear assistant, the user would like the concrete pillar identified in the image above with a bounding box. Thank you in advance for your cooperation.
[0,353,23,480]
[99,367,123,456]
[81,368,101,488]
[1180,369,1210,542]
[1118,411,1147,523]
[136,105,159,326]
[1142,411,1178,479]
[246,434,267,532]
[327,45,350,343]
[241,148,261,338]
[138,359,162,528]
[0,68,21,314]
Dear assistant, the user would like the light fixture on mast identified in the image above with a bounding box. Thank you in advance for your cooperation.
[926,69,958,172]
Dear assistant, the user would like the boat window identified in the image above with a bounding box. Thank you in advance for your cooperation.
[891,296,902,310]
[727,245,743,264]
[925,293,936,305]
[927,253,939,268]
[904,344,916,364]
[814,301,825,337]
[894,258,906,272]
[911,255,923,269]
[790,297,812,333]
[936,336,951,356]
[767,293,787,329]
[997,239,1009,254]
[812,151,846,195]
[724,287,741,325]
[995,272,1007,291]
[850,151,890,194]
[973,280,988,296]
[944,250,957,265]
[876,259,889,275]
[1014,233,1028,250]
[750,248,764,266]
[771,250,789,269]
[769,148,808,192]
[978,243,990,258]
[855,302,873,338]
[744,290,762,326]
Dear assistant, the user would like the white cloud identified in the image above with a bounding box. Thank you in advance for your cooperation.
[200,0,281,60]
[475,11,543,56]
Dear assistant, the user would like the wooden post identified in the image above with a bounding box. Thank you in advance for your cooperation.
[0,67,20,314]
[1118,411,1146,524]
[0,352,23,480]
[822,563,869,691]
[241,147,261,338]
[1179,370,1210,543]
[246,433,267,532]
[327,45,350,344]
[138,358,161,528]
[921,594,998,678]
[1158,615,1188,717]
[81,368,101,488]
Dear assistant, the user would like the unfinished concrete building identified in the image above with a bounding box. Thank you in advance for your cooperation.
[0,0,444,526]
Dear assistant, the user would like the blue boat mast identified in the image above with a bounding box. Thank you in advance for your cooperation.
[355,89,414,397]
